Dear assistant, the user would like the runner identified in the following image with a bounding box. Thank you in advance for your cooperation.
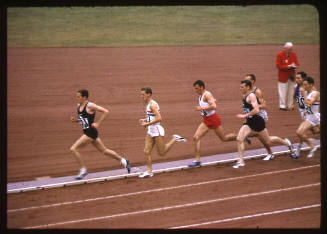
[244,74,274,161]
[294,77,320,158]
[70,89,131,180]
[234,80,295,168]
[138,87,186,178]
[189,80,238,167]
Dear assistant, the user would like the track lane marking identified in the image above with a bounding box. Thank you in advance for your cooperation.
[8,164,320,213]
[23,183,320,229]
[170,204,321,228]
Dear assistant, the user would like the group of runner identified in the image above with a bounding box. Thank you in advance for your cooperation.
[70,73,320,179]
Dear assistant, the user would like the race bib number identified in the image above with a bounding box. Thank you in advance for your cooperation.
[78,115,89,129]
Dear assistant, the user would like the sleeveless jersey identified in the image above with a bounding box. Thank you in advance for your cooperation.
[242,93,259,119]
[199,91,216,117]
[305,90,320,115]
[77,102,95,130]
[146,100,160,126]
[295,85,306,110]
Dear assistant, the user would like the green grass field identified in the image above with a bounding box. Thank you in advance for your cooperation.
[7,5,319,47]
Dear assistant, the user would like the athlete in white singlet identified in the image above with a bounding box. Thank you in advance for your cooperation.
[295,77,320,158]
[138,87,186,178]
[145,99,165,137]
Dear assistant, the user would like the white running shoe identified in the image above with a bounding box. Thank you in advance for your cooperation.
[173,134,187,142]
[263,154,274,161]
[75,168,87,180]
[233,161,245,169]
[307,146,319,158]
[285,138,294,153]
[138,171,153,178]
[295,144,302,158]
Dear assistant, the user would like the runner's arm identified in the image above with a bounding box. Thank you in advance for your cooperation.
[304,91,320,107]
[255,89,267,110]
[141,103,162,127]
[202,92,216,111]
[246,94,260,117]
[88,102,109,128]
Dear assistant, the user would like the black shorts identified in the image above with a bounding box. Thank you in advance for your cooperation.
[83,127,98,140]
[244,115,265,132]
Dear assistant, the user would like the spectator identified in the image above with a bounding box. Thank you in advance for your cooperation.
[275,42,300,111]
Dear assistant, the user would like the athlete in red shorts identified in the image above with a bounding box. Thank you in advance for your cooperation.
[188,80,238,167]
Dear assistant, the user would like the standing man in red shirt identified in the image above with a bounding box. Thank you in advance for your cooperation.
[275,42,300,111]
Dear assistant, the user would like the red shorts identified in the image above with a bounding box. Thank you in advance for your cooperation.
[202,113,221,129]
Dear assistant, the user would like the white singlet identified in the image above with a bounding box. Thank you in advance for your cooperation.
[305,90,320,126]
[146,100,165,137]
[199,91,216,117]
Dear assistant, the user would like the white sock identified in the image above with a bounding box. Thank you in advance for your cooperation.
[80,167,87,173]
[121,158,127,167]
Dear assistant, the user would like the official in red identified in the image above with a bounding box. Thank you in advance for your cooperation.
[275,42,300,110]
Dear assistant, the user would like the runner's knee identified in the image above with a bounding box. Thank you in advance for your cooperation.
[296,129,303,137]
[144,148,151,155]
[70,146,78,153]
[193,134,200,142]
[236,135,244,142]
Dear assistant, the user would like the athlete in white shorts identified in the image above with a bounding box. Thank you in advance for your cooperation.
[295,77,320,158]
[138,87,186,178]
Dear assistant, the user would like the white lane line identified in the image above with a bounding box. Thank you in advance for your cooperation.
[8,164,320,213]
[23,183,320,229]
[170,204,321,229]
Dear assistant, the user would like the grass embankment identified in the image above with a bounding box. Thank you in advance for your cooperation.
[7,5,319,47]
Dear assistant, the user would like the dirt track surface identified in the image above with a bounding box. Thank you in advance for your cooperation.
[7,45,320,182]
[7,150,320,229]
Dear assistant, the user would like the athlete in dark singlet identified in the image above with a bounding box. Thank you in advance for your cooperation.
[70,89,131,180]
[233,80,295,168]
[292,71,307,119]
[244,74,274,161]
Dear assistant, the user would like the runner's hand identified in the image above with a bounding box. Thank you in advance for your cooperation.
[91,123,99,129]
[71,116,78,122]
[236,114,247,119]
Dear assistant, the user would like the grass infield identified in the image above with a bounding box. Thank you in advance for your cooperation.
[8,5,319,47]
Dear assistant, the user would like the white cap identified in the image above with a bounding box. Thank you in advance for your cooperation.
[284,42,293,49]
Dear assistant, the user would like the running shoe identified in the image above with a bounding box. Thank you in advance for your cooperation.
[294,144,302,158]
[244,137,251,145]
[285,138,294,153]
[188,161,201,167]
[75,168,88,180]
[290,153,298,159]
[173,134,187,142]
[125,159,131,174]
[307,146,319,158]
[138,171,153,178]
[263,154,274,161]
[233,161,245,169]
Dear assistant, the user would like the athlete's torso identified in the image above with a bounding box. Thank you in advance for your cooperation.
[199,91,216,117]
[295,85,306,110]
[77,102,95,130]
[305,90,320,115]
[146,100,161,126]
[242,93,259,119]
